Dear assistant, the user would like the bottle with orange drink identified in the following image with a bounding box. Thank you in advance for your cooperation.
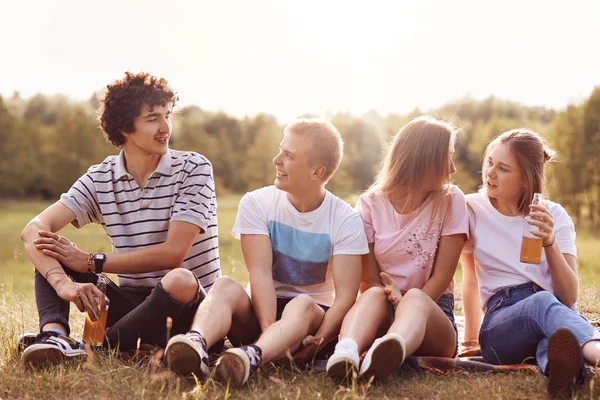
[82,273,110,347]
[520,193,543,264]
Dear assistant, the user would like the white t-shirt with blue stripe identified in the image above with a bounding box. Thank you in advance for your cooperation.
[232,186,369,307]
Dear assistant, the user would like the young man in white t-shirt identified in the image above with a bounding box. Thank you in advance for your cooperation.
[165,118,369,387]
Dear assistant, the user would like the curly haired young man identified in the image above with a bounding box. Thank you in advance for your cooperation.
[20,72,221,367]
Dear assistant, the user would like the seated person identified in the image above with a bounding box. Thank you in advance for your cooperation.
[165,118,368,387]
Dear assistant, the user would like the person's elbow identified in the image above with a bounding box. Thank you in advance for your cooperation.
[167,248,188,269]
[21,218,48,243]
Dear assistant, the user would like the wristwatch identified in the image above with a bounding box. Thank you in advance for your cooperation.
[92,253,107,274]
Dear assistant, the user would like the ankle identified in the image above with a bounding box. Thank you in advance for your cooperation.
[335,338,359,354]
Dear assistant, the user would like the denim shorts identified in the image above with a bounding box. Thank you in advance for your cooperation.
[436,293,459,357]
[392,292,459,357]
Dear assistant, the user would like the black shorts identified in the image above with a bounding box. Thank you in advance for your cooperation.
[275,296,336,359]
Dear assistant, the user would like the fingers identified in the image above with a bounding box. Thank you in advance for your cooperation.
[91,285,107,312]
[38,230,60,240]
[73,295,86,313]
[528,211,554,226]
[78,284,101,321]
[530,204,550,215]
[380,272,394,286]
[527,219,554,235]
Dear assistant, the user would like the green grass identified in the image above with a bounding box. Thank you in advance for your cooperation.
[1,197,600,399]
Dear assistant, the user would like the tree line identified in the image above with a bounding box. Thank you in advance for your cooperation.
[0,88,599,229]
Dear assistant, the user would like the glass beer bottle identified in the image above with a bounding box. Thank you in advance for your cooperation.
[520,193,543,264]
[82,273,109,346]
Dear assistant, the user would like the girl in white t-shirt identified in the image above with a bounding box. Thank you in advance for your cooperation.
[326,116,469,381]
[461,129,600,398]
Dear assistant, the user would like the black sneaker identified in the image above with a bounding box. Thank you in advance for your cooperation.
[21,331,86,368]
[16,333,38,353]
[547,327,585,398]
[165,331,210,378]
[215,344,262,387]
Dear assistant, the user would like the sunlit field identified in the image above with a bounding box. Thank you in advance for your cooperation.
[1,196,599,399]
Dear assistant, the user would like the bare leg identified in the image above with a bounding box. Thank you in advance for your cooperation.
[255,294,325,363]
[388,288,456,357]
[190,276,261,348]
[339,287,391,352]
[582,341,600,367]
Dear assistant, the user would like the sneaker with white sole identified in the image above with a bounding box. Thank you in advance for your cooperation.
[547,327,584,398]
[21,331,86,368]
[326,339,360,381]
[16,333,38,353]
[215,344,262,388]
[165,331,210,378]
[359,333,405,381]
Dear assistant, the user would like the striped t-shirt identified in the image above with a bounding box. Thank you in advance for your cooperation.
[59,149,221,291]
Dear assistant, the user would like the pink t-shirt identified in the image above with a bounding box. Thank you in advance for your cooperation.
[354,185,469,294]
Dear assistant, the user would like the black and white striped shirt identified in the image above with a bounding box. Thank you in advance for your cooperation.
[59,149,221,291]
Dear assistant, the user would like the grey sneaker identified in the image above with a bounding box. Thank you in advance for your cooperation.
[21,331,86,368]
[359,333,405,381]
[165,331,210,378]
[547,328,584,398]
[215,344,262,388]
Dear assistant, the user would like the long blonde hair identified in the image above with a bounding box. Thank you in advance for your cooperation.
[369,116,458,228]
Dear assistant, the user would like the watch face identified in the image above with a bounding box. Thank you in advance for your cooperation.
[94,253,106,262]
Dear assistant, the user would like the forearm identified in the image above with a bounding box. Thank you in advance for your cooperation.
[249,275,277,331]
[421,274,453,301]
[461,277,482,342]
[546,243,578,307]
[102,243,184,274]
[21,221,70,289]
[312,296,355,346]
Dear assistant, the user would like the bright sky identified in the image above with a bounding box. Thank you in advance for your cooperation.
[2,0,599,123]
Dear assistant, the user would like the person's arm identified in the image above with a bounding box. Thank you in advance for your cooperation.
[529,204,578,307]
[33,221,201,274]
[546,246,578,307]
[312,253,362,347]
[359,244,382,293]
[421,233,466,301]
[21,202,106,317]
[460,251,482,342]
[242,234,277,332]
[35,159,216,275]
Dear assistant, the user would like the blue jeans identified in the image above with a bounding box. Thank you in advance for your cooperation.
[479,282,600,373]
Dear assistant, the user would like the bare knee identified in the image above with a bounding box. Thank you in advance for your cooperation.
[359,286,388,305]
[209,276,247,305]
[282,294,322,322]
[400,288,431,309]
[161,268,199,303]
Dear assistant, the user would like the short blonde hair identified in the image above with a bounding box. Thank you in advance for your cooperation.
[284,118,343,182]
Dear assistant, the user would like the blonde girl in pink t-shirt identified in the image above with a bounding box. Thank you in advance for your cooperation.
[326,116,469,381]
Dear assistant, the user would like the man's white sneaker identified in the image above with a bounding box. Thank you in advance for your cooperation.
[165,331,210,378]
[359,333,405,381]
[326,339,360,381]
